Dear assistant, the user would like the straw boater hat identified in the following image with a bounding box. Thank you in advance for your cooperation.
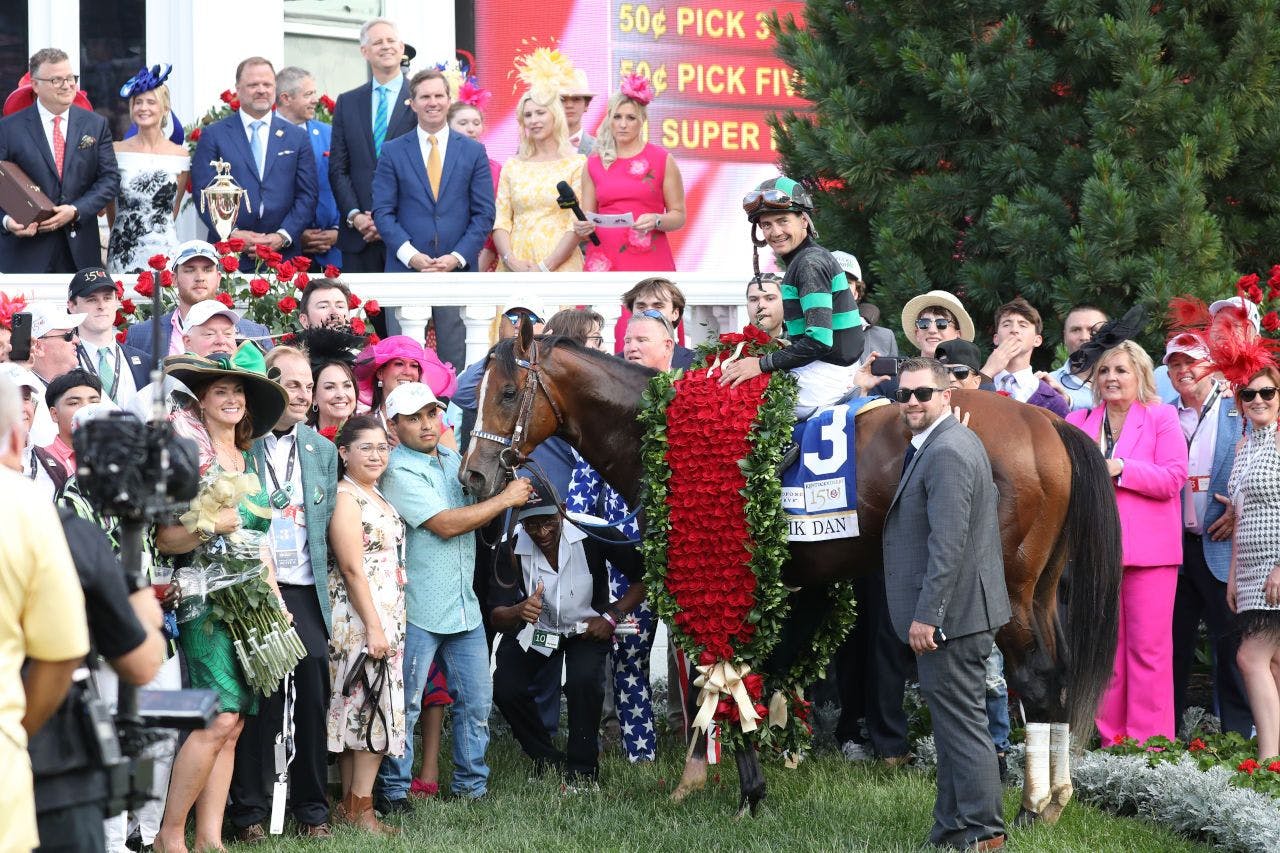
[163,343,288,439]
[899,290,976,346]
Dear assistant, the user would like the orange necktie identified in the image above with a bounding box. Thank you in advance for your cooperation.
[52,115,65,177]
[427,135,442,198]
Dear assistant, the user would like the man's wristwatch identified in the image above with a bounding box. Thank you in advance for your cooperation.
[346,210,361,228]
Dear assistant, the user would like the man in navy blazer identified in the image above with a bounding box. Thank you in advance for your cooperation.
[275,66,340,269]
[372,68,494,371]
[329,18,416,275]
[1165,338,1253,737]
[190,58,317,272]
[125,240,272,362]
[0,48,119,273]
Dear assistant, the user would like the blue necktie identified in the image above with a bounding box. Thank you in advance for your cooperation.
[249,119,266,178]
[373,86,388,156]
[901,442,917,478]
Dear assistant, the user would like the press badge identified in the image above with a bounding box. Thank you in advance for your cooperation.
[1188,475,1210,493]
[532,629,560,650]
[270,524,300,575]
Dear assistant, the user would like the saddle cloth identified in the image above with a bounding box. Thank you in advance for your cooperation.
[781,397,888,542]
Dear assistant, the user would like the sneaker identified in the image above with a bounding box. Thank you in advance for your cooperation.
[841,740,874,762]
[297,822,333,838]
[232,824,267,844]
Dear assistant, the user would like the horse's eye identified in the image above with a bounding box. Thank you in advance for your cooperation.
[502,385,517,401]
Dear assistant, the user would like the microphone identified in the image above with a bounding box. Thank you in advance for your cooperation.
[556,181,601,246]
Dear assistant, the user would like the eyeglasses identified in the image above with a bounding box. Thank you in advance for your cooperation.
[585,334,604,346]
[945,365,974,381]
[895,387,947,403]
[1238,386,1279,403]
[33,74,79,88]
[915,318,953,331]
[742,188,796,215]
[353,443,391,456]
[503,311,542,326]
[40,330,76,342]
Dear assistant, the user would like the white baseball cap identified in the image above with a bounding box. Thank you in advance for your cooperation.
[1209,296,1261,332]
[831,250,862,281]
[71,400,119,431]
[384,381,442,420]
[183,300,242,333]
[0,362,41,392]
[28,303,87,339]
[1163,333,1210,365]
[169,239,221,271]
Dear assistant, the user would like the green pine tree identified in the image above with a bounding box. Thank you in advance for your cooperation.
[770,0,1280,355]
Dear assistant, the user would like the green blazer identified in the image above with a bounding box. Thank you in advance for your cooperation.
[252,423,338,631]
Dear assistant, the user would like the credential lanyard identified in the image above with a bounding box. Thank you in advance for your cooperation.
[264,435,297,496]
[77,342,121,401]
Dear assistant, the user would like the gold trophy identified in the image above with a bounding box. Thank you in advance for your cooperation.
[199,159,248,241]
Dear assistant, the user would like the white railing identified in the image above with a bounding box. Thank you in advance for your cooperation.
[0,271,755,366]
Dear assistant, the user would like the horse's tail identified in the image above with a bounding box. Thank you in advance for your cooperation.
[1053,418,1123,738]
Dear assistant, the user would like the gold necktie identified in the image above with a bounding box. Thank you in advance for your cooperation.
[427,135,442,198]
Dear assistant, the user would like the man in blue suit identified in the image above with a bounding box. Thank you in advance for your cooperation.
[329,18,417,276]
[1165,336,1253,737]
[0,48,119,273]
[191,57,317,272]
[372,68,495,371]
[275,66,340,270]
[125,240,272,362]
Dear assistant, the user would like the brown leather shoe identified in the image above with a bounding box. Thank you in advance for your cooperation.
[338,792,399,836]
[297,822,333,838]
[233,824,266,844]
[969,835,1006,851]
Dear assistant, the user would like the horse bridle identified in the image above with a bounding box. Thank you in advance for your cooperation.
[470,342,564,476]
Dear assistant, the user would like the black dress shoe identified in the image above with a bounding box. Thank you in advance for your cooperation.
[374,796,412,816]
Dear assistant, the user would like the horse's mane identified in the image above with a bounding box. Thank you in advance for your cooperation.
[489,335,657,382]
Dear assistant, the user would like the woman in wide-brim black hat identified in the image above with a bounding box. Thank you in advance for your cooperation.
[152,341,287,853]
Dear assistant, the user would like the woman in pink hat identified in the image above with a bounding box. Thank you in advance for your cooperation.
[354,335,457,449]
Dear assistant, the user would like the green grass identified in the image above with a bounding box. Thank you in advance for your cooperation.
[239,734,1213,852]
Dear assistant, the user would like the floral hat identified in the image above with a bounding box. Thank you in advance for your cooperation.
[164,342,288,439]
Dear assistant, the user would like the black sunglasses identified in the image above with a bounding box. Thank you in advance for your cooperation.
[946,365,974,380]
[1238,386,1279,403]
[503,311,542,326]
[40,330,76,343]
[895,386,947,403]
[915,318,953,331]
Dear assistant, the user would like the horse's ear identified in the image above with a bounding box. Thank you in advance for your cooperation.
[516,314,535,357]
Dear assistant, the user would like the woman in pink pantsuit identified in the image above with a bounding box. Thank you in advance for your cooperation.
[1066,340,1187,744]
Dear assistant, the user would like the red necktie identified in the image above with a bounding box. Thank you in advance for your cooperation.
[52,115,65,178]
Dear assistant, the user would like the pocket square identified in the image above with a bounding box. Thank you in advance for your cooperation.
[278,150,295,156]
[78,135,95,149]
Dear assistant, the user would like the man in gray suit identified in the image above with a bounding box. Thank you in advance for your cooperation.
[883,357,1010,851]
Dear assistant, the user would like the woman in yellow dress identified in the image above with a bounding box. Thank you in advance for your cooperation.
[492,87,585,273]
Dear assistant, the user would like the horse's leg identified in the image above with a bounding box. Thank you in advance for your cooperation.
[1017,720,1051,826]
[734,746,766,818]
[671,658,707,803]
[1042,722,1073,824]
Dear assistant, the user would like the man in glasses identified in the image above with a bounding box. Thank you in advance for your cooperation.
[0,47,119,274]
[1045,304,1109,412]
[982,298,1068,416]
[623,310,676,372]
[883,357,1009,852]
[725,176,864,415]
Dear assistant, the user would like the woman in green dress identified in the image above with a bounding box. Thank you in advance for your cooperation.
[153,345,287,853]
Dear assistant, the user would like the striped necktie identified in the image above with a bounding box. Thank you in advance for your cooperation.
[373,85,389,156]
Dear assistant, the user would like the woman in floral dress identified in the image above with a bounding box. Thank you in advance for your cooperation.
[327,415,405,835]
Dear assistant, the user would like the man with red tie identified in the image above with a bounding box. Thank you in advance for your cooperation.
[0,48,118,274]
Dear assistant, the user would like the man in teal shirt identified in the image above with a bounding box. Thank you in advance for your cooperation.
[375,382,532,810]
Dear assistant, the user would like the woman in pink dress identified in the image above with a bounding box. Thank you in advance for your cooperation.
[574,73,686,273]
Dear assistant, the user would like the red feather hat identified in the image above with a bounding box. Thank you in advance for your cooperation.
[1170,295,1278,388]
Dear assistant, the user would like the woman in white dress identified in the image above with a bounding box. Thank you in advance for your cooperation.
[107,66,190,273]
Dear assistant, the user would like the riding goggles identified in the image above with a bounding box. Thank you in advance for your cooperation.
[742,188,800,216]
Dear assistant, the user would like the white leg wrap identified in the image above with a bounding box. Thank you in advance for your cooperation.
[1022,721,1051,813]
[1049,722,1073,801]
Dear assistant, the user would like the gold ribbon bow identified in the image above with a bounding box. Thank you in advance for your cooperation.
[180,470,270,536]
[768,689,790,728]
[691,659,761,734]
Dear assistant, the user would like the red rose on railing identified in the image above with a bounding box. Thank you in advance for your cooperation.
[116,330,128,343]
[248,278,270,297]
[320,94,336,112]
[293,256,312,272]
[227,237,246,253]
[219,89,234,104]
[362,299,381,317]
[275,261,296,283]
[367,333,381,345]
[120,299,136,315]
[323,264,340,279]
[147,254,168,271]
[135,273,155,298]
[1238,758,1260,774]
[159,270,174,288]
[229,98,241,111]
[188,127,201,142]
[347,292,362,309]
[351,317,367,335]
[294,272,310,291]
[215,292,235,308]
[219,255,239,273]
[278,296,298,314]
[214,240,232,254]
[1264,311,1280,333]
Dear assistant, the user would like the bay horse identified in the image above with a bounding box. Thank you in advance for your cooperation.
[461,325,1122,823]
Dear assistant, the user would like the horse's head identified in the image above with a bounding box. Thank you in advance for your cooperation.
[459,318,564,499]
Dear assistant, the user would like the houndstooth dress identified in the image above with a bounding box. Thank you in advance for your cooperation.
[1228,421,1280,635]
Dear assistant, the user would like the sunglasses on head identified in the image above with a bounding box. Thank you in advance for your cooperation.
[946,365,974,380]
[742,188,797,215]
[40,330,76,343]
[915,317,953,331]
[895,386,947,403]
[503,311,542,326]
[1238,386,1279,403]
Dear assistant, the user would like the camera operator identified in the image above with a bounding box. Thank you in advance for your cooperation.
[26,509,164,851]
[0,376,90,853]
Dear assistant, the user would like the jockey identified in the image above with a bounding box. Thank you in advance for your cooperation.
[720,176,865,417]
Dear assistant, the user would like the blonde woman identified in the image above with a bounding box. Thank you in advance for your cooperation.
[492,88,585,273]
[107,66,190,273]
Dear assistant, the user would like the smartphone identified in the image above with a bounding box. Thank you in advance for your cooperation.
[870,355,903,377]
[8,312,32,362]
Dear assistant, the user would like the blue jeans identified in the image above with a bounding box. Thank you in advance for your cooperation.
[376,623,492,800]
[984,644,1012,753]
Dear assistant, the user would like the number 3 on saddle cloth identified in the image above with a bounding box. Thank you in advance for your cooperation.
[781,398,889,541]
